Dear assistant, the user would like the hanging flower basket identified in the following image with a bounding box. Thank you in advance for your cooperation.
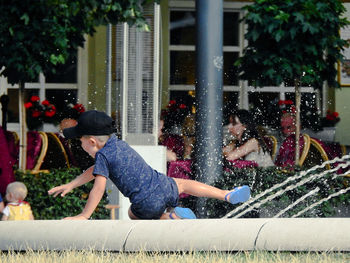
[24,96,57,131]
[321,110,340,127]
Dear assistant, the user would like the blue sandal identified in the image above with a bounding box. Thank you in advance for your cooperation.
[169,207,196,219]
[225,185,250,205]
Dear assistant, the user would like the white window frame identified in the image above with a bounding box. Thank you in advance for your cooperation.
[168,0,322,113]
[0,44,88,133]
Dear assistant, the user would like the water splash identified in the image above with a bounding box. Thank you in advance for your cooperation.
[292,186,350,218]
[230,166,349,219]
[222,155,350,219]
[273,187,320,218]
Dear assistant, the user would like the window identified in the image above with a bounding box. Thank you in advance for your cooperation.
[45,54,77,83]
[3,49,86,132]
[168,2,243,116]
[167,1,322,130]
[169,9,241,87]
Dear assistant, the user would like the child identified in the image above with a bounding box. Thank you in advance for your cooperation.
[2,182,34,221]
[48,110,251,220]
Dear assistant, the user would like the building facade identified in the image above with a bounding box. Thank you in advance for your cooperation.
[0,0,349,145]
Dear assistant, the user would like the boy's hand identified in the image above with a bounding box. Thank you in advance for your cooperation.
[63,214,88,220]
[48,184,72,197]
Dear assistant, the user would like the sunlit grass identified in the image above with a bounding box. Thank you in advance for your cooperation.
[0,250,350,263]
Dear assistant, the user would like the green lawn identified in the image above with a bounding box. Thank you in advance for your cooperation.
[1,250,350,263]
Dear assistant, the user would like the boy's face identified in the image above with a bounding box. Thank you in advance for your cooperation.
[80,136,99,158]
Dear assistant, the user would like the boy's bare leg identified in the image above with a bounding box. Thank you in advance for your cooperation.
[128,207,139,220]
[160,213,173,219]
[129,206,179,220]
[173,178,230,201]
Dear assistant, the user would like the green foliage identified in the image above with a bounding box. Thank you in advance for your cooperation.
[15,168,109,220]
[204,166,350,218]
[235,0,349,89]
[0,0,158,85]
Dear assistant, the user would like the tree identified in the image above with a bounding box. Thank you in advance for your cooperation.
[235,0,349,165]
[0,0,158,170]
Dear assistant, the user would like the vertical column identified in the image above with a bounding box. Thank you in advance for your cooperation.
[105,24,112,116]
[195,1,223,186]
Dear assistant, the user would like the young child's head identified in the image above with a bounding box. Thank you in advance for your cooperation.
[6,182,28,202]
[63,110,115,157]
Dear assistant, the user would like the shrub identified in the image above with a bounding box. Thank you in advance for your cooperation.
[15,168,109,220]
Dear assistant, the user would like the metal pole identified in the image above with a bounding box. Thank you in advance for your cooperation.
[153,3,160,140]
[195,0,223,213]
[106,24,112,116]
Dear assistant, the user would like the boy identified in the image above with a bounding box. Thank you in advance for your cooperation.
[2,182,34,221]
[48,110,250,220]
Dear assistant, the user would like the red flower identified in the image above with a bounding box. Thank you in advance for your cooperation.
[24,102,33,109]
[45,110,55,117]
[326,115,334,121]
[323,110,340,126]
[179,104,187,109]
[73,103,85,113]
[25,96,57,129]
[41,100,50,106]
[290,106,296,114]
[32,110,41,118]
[30,96,40,102]
[168,100,177,108]
[45,105,56,117]
[278,100,293,106]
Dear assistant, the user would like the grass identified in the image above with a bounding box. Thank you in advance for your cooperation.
[0,250,350,263]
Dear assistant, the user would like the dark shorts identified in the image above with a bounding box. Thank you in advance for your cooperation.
[130,176,179,219]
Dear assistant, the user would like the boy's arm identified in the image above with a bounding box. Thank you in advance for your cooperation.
[48,166,95,197]
[64,175,107,220]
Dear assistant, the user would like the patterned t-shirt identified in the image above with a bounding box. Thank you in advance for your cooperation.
[93,135,167,204]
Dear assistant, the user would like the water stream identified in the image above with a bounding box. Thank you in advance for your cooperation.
[222,155,350,219]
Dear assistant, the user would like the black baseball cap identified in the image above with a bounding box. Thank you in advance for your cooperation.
[63,110,115,139]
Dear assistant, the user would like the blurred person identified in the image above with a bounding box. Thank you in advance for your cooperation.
[159,116,183,162]
[280,112,299,137]
[275,112,304,167]
[224,110,274,167]
[59,118,78,135]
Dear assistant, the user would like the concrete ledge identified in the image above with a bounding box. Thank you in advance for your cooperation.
[0,218,349,252]
[255,218,350,251]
